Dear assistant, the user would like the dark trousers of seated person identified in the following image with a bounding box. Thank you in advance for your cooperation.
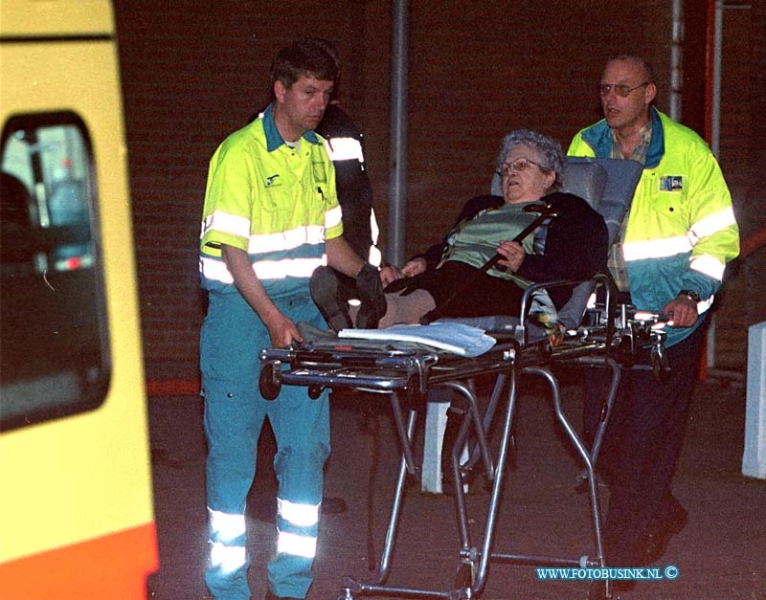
[412,260,526,319]
[582,318,706,566]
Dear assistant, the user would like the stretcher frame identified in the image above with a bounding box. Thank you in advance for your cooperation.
[259,275,670,600]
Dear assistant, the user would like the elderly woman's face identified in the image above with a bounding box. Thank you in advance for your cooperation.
[499,144,556,204]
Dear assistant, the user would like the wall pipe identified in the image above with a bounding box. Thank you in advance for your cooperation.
[669,0,684,121]
[387,0,409,266]
[704,0,751,378]
[704,0,723,374]
[711,0,723,156]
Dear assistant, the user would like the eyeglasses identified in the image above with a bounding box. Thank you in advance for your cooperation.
[497,157,546,177]
[597,81,650,97]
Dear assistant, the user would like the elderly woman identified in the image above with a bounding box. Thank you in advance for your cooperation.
[314,129,608,331]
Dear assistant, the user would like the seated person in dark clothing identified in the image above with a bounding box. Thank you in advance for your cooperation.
[303,39,385,332]
[375,129,608,336]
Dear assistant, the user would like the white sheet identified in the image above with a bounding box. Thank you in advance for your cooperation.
[338,322,496,357]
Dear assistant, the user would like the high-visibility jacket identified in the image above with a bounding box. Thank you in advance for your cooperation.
[199,104,343,299]
[568,108,739,347]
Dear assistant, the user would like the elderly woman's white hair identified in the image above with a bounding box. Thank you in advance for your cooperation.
[496,129,566,190]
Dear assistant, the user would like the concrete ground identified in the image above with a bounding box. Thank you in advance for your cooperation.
[146,369,765,600]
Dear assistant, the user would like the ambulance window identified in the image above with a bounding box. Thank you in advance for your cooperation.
[0,112,109,432]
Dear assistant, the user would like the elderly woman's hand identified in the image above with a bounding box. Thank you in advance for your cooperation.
[401,258,427,277]
[495,240,525,272]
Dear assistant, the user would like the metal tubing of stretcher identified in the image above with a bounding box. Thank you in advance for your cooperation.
[346,408,468,599]
[515,366,606,568]
[389,392,418,474]
[438,379,495,482]
[446,376,504,555]
[374,407,417,585]
[588,356,621,468]
[463,373,508,475]
[343,581,454,600]
[451,400,475,550]
[470,363,520,596]
[437,379,497,554]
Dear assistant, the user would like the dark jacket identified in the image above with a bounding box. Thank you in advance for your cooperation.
[316,105,375,261]
[413,191,609,289]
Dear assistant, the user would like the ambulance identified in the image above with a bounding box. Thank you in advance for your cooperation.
[0,1,158,597]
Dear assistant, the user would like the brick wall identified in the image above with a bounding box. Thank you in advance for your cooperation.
[112,0,764,382]
[709,1,766,372]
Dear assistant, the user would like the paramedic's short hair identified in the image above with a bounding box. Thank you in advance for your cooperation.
[496,129,565,190]
[303,38,341,72]
[607,54,655,84]
[270,39,339,92]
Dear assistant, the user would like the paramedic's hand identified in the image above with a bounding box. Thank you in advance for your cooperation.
[264,309,303,348]
[380,258,427,286]
[221,243,302,347]
[547,324,566,348]
[496,240,525,272]
[380,264,404,286]
[663,295,699,328]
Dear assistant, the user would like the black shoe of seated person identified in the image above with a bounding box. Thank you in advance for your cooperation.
[309,266,352,332]
[355,263,386,329]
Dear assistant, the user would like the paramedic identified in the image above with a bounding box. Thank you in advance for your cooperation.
[198,39,378,600]
[567,54,739,599]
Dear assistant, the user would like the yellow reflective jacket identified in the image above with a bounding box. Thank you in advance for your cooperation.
[568,108,739,347]
[199,105,343,297]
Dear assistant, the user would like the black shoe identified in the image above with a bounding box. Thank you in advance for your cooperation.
[321,495,348,515]
[587,579,636,599]
[639,502,688,565]
[310,266,352,332]
[355,263,386,329]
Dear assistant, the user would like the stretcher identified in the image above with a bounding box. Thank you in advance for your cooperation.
[259,276,671,600]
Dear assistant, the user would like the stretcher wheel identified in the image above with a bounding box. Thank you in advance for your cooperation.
[308,385,322,399]
[259,362,281,400]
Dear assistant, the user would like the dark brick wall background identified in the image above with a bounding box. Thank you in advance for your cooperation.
[112,1,765,382]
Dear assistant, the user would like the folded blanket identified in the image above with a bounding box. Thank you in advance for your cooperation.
[338,322,496,357]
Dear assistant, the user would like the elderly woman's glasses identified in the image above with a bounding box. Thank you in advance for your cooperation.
[498,157,545,177]
[597,82,650,97]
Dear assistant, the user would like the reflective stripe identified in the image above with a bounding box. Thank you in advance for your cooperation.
[368,246,383,267]
[691,254,726,281]
[688,207,737,244]
[276,529,317,559]
[368,209,382,266]
[248,225,325,254]
[200,256,234,284]
[325,136,364,163]
[254,256,326,279]
[203,215,339,255]
[695,296,714,315]
[325,204,343,230]
[200,254,327,284]
[202,211,251,240]
[209,541,247,573]
[370,209,380,246]
[208,508,246,541]
[277,498,319,527]
[623,235,691,261]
